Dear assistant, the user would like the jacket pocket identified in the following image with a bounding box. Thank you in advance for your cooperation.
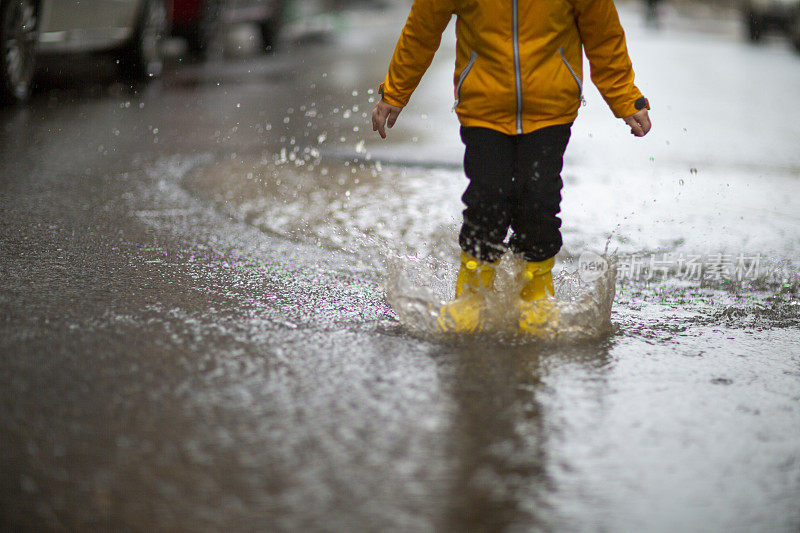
[558,47,586,106]
[453,51,478,112]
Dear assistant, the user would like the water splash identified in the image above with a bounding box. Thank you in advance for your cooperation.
[385,253,618,343]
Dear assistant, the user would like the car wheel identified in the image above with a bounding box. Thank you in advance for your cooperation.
[118,0,168,80]
[186,0,221,59]
[746,9,763,41]
[260,1,285,54]
[0,0,37,104]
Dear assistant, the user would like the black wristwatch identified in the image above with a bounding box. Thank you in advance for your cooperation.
[635,96,650,111]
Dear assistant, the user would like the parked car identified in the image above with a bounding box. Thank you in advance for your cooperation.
[742,0,800,45]
[792,3,800,50]
[171,0,285,57]
[0,0,169,104]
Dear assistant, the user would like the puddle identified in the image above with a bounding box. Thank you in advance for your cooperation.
[179,151,800,340]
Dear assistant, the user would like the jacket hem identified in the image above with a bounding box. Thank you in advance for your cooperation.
[458,113,578,136]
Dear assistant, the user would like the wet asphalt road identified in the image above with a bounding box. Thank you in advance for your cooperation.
[2,3,800,531]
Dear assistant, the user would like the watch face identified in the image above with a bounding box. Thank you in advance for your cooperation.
[635,96,649,111]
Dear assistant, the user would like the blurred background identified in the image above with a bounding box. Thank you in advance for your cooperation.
[0,0,799,105]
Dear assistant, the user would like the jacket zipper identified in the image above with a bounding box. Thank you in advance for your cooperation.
[558,46,586,106]
[512,0,523,133]
[452,51,478,112]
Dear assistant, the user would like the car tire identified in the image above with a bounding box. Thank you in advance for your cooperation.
[117,0,168,80]
[792,13,800,52]
[0,0,37,104]
[746,9,764,41]
[259,1,285,54]
[186,0,221,59]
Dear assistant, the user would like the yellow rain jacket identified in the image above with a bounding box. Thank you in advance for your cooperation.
[380,0,648,135]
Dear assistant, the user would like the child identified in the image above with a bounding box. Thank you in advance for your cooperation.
[372,0,651,334]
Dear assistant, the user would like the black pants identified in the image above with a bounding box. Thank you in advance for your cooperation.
[459,124,572,263]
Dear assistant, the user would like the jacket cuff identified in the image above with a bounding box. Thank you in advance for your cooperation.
[378,81,406,108]
[612,94,649,118]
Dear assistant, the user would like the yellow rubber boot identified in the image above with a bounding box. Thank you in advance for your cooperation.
[437,252,498,333]
[518,257,559,335]
[520,257,555,301]
[454,252,497,297]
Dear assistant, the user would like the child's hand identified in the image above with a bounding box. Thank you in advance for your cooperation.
[623,109,652,137]
[372,100,403,139]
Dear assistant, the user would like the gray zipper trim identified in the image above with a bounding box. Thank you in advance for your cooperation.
[452,50,478,112]
[558,46,586,106]
[512,0,523,133]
